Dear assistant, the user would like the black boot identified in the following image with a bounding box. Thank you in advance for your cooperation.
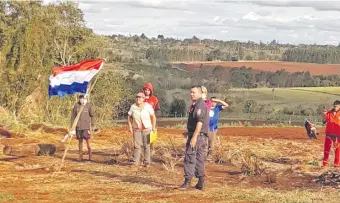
[178,179,191,190]
[195,177,205,191]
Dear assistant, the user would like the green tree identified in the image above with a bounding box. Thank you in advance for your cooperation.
[170,99,186,117]
[0,1,126,125]
[243,100,258,113]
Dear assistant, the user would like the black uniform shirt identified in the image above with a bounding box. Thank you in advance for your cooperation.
[187,98,209,134]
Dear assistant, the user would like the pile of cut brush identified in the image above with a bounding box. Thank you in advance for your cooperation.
[315,171,340,188]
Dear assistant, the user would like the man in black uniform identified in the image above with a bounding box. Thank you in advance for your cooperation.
[179,86,209,191]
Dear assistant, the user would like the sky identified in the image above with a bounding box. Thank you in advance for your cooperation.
[43,0,340,45]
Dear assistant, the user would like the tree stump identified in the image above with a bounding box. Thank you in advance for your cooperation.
[3,144,40,156]
[28,124,68,134]
[3,144,59,156]
[37,144,57,156]
[0,128,12,138]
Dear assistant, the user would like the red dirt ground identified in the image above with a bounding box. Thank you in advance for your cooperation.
[117,119,304,128]
[28,123,68,134]
[160,127,323,141]
[0,126,330,202]
[172,61,340,75]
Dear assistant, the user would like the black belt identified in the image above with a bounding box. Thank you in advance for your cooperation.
[187,132,208,137]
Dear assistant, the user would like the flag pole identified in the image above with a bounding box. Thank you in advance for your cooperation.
[53,61,104,174]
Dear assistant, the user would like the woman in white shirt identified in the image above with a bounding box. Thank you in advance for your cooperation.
[128,92,156,167]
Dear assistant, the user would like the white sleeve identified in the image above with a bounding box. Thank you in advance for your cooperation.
[128,105,134,116]
[147,103,155,115]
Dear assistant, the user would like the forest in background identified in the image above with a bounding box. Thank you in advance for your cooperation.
[106,34,340,64]
[1,1,340,127]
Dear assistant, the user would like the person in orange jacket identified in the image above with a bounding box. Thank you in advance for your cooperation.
[143,83,161,117]
[322,100,340,168]
[143,83,161,156]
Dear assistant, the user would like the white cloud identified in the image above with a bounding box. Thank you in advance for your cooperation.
[184,10,196,15]
[69,0,340,45]
[250,1,340,12]
[287,33,298,38]
[139,0,163,7]
[213,16,221,22]
[220,29,229,33]
[78,3,92,12]
[329,36,338,41]
[242,12,261,21]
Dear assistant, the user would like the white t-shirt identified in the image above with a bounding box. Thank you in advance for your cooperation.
[128,103,155,130]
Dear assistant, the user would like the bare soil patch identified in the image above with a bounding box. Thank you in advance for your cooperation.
[0,126,337,202]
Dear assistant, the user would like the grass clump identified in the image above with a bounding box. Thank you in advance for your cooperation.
[0,193,14,202]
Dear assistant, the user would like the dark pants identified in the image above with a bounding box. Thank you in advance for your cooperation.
[76,129,90,140]
[184,133,207,180]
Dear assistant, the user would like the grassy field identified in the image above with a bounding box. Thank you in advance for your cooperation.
[291,87,340,96]
[227,87,340,104]
[165,87,340,123]
[169,87,340,106]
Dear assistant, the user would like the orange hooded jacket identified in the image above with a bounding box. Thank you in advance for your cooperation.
[143,83,160,114]
[324,110,340,136]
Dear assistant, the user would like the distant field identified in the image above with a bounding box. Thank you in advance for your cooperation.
[164,87,340,123]
[227,87,340,105]
[218,87,340,121]
[172,61,340,75]
[167,87,340,107]
[291,87,340,96]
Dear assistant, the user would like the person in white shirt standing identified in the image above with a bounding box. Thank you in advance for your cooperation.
[128,92,157,167]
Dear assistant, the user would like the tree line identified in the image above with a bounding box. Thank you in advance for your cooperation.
[281,46,340,64]
[108,34,340,64]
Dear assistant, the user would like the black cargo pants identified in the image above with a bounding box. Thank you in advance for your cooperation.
[184,132,207,180]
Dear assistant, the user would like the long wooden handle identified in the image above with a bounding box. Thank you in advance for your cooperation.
[54,62,104,173]
[55,104,85,172]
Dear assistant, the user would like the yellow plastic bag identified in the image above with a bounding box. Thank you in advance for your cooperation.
[149,130,157,144]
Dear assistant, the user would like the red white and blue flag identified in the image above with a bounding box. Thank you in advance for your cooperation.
[48,59,104,97]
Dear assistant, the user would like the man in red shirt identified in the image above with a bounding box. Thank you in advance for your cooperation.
[322,100,340,168]
[143,83,161,155]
